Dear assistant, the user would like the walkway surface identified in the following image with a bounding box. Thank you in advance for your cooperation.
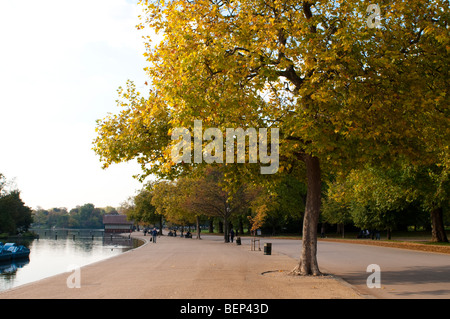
[0,233,362,299]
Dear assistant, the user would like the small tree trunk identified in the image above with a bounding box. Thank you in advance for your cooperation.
[239,216,244,236]
[196,215,201,239]
[431,207,448,243]
[292,155,321,276]
[223,216,229,243]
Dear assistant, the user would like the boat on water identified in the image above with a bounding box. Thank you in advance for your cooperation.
[0,242,30,261]
[0,244,12,262]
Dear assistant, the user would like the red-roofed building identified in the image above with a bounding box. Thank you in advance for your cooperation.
[103,214,133,233]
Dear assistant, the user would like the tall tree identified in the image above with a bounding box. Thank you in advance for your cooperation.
[94,0,449,274]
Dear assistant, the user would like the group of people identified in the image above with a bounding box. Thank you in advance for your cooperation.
[358,229,381,240]
[142,227,238,242]
[167,229,192,238]
[168,229,177,237]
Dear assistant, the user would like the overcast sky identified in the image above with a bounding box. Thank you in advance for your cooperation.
[0,0,156,210]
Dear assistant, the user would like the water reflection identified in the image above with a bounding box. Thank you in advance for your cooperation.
[0,229,142,292]
[0,259,30,276]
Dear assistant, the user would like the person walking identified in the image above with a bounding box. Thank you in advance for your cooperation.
[230,228,235,243]
[151,228,158,243]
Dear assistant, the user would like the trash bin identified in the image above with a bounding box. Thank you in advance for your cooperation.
[236,237,241,245]
[264,243,272,255]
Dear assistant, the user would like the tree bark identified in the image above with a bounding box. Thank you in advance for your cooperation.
[159,215,163,235]
[196,215,201,239]
[292,154,322,276]
[238,216,244,236]
[223,216,229,243]
[208,218,214,233]
[430,207,448,242]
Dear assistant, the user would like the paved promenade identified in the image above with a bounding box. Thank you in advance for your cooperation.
[0,233,362,299]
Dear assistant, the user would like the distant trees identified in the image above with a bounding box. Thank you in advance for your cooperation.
[127,185,163,232]
[181,167,256,242]
[125,167,261,242]
[322,163,449,242]
[151,179,196,234]
[32,203,114,229]
[0,173,32,235]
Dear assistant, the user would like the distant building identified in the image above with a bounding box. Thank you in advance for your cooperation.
[103,214,133,234]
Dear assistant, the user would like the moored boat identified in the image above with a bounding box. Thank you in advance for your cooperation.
[0,243,13,262]
[2,243,30,260]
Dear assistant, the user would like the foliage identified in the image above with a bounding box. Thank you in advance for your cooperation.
[323,162,449,239]
[127,184,160,225]
[252,175,306,234]
[151,179,196,226]
[0,174,33,234]
[148,167,256,241]
[32,203,111,229]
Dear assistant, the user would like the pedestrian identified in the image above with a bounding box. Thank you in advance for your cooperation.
[230,228,235,243]
[152,228,157,243]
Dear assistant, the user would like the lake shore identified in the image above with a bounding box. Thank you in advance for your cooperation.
[0,232,362,299]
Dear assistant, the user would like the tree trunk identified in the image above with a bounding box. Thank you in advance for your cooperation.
[196,215,201,239]
[239,216,244,236]
[292,155,322,276]
[430,207,448,242]
[208,218,214,233]
[223,216,229,243]
[159,215,163,235]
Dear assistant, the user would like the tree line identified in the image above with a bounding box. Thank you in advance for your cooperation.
[32,204,119,229]
[125,165,449,242]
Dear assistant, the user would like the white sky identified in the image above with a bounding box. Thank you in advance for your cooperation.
[0,0,156,210]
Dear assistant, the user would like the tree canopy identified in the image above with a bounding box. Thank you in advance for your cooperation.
[94,0,449,275]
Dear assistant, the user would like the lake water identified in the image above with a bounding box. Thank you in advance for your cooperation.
[0,229,143,292]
